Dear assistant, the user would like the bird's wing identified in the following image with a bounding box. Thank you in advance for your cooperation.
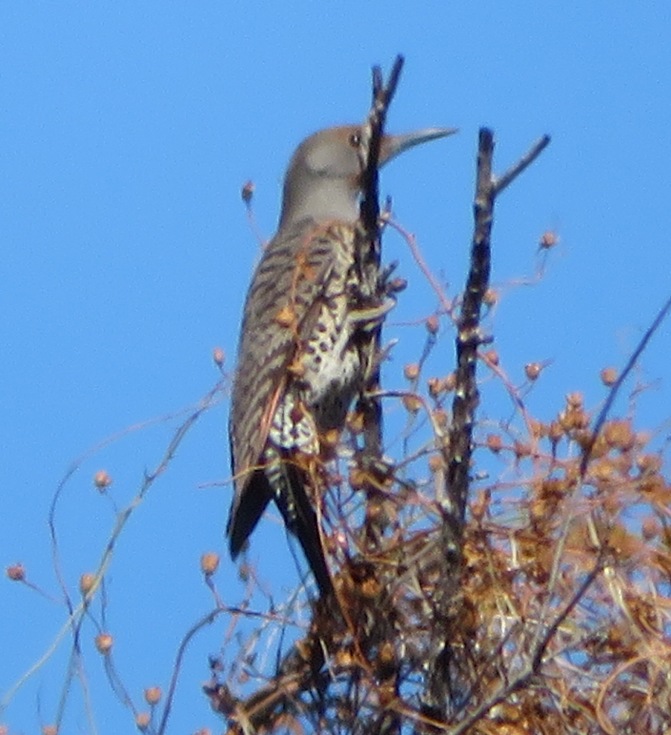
[229,222,352,492]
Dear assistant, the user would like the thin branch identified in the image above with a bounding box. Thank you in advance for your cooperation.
[388,217,454,317]
[493,134,551,195]
[580,293,671,475]
[157,607,225,735]
[1,380,225,717]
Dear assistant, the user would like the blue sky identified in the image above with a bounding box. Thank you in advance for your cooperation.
[1,3,670,733]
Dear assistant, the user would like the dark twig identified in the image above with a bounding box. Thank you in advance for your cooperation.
[493,135,551,195]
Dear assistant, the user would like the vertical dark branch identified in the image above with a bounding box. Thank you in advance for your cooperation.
[419,129,496,731]
[359,55,404,237]
[444,130,550,541]
[356,54,404,461]
[419,131,549,728]
[444,128,495,536]
[354,55,404,556]
[353,55,405,735]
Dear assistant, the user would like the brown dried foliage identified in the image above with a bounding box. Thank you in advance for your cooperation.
[209,383,671,735]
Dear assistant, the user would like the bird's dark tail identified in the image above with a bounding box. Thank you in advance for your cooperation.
[268,453,334,598]
[227,476,273,560]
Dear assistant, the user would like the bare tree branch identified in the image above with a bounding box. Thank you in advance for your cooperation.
[420,128,551,728]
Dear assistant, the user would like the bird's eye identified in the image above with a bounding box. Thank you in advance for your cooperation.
[349,132,361,148]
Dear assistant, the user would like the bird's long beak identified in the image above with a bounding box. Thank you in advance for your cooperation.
[380,127,458,166]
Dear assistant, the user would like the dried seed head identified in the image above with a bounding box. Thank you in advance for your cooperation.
[6,563,25,582]
[548,421,563,443]
[427,377,443,398]
[600,367,618,386]
[524,362,543,381]
[80,573,96,596]
[348,467,367,490]
[425,315,439,334]
[635,430,651,449]
[603,420,635,452]
[566,392,584,409]
[403,363,420,381]
[637,453,662,475]
[200,552,220,576]
[592,460,614,483]
[483,287,498,306]
[573,429,595,450]
[483,349,499,366]
[95,633,113,655]
[320,428,340,449]
[93,470,112,491]
[334,647,356,668]
[559,406,589,432]
[401,394,422,414]
[144,686,162,705]
[514,441,531,460]
[241,180,255,204]
[135,712,151,731]
[486,434,503,453]
[470,489,490,520]
[642,517,661,541]
[212,346,225,367]
[360,575,382,599]
[539,230,559,250]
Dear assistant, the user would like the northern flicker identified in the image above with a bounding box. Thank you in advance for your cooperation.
[228,123,455,596]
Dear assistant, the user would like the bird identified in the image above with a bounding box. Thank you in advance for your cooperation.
[227,123,456,597]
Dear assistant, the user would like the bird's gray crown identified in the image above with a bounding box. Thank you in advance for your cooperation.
[277,124,457,233]
[278,126,362,232]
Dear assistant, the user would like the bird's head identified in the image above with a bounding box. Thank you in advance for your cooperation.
[278,124,457,232]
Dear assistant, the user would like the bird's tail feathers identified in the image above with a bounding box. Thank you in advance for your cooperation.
[270,455,334,598]
[227,473,272,559]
